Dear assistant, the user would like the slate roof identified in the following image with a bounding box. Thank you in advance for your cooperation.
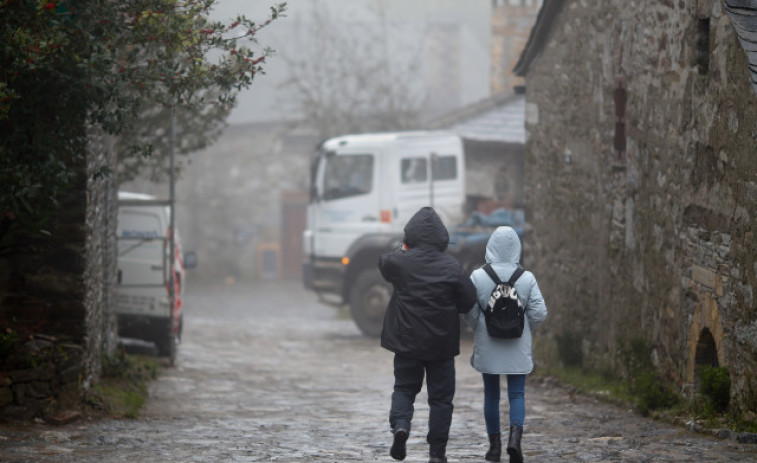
[513,0,566,77]
[427,93,526,144]
[724,0,757,95]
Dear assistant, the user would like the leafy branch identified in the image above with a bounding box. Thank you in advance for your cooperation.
[0,0,286,249]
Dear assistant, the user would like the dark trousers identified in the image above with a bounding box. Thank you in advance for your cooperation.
[389,353,455,457]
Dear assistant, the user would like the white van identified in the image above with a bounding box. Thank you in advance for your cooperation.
[116,191,194,362]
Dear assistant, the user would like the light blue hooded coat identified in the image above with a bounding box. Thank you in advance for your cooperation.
[464,226,548,374]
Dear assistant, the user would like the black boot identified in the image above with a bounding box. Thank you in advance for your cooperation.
[506,424,523,463]
[390,428,408,461]
[485,433,501,462]
[428,446,446,463]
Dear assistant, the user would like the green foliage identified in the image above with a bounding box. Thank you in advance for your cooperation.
[544,364,632,402]
[726,414,757,433]
[88,352,161,418]
[634,370,679,416]
[535,339,754,433]
[0,0,286,249]
[0,326,18,363]
[554,331,583,368]
[115,99,229,182]
[614,337,680,415]
[618,337,653,378]
[699,365,731,413]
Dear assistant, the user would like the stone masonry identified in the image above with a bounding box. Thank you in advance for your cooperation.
[0,127,118,421]
[516,0,757,415]
[490,0,542,94]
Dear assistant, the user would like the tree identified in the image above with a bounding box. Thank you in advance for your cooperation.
[279,1,425,140]
[0,0,286,249]
[115,92,230,183]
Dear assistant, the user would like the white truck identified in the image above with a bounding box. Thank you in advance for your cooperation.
[302,131,469,336]
[115,191,195,362]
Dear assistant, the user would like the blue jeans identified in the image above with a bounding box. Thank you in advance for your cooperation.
[390,354,455,456]
[482,373,525,435]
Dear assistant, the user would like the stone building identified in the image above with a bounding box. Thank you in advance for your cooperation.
[0,129,119,421]
[178,123,315,282]
[514,0,757,414]
[490,0,543,94]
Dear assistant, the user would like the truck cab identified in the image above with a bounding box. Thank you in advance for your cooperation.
[303,132,466,336]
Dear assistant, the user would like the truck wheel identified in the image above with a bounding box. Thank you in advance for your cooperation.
[349,269,391,337]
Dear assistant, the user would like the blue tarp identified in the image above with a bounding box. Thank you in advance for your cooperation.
[448,208,525,247]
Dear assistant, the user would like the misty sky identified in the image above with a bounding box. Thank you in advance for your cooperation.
[210,0,492,126]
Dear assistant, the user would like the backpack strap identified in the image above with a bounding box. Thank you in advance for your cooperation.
[482,264,502,285]
[482,264,525,286]
[507,267,525,286]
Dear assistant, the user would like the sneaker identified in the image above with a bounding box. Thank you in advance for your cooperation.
[390,428,409,461]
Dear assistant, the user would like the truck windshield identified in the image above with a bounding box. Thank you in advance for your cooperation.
[322,154,373,200]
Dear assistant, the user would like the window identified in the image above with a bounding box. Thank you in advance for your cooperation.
[432,155,457,181]
[401,155,457,183]
[401,158,427,183]
[322,154,373,200]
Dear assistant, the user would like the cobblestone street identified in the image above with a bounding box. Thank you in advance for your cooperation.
[1,280,756,462]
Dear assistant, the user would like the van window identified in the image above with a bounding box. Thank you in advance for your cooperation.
[432,155,457,181]
[117,210,166,261]
[401,158,428,183]
[323,154,373,200]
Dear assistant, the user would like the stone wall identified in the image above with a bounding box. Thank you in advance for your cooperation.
[0,127,118,421]
[522,0,757,413]
[83,127,119,386]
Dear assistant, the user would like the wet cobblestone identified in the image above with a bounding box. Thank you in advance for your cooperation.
[1,280,756,462]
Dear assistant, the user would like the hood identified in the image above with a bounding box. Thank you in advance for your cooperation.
[485,226,522,265]
[404,207,449,251]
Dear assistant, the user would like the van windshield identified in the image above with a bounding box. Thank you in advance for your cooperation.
[322,154,373,200]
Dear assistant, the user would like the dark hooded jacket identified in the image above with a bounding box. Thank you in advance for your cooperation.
[379,207,477,361]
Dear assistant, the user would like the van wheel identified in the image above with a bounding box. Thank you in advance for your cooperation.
[349,269,391,337]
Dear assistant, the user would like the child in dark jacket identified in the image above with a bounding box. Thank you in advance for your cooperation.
[379,206,477,463]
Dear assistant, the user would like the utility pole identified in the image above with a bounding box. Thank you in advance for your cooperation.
[168,106,176,328]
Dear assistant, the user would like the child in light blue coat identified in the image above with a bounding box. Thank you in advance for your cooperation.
[464,226,547,463]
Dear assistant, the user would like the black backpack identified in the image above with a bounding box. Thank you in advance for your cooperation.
[481,264,525,339]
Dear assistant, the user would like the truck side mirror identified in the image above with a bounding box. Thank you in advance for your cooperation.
[183,251,198,269]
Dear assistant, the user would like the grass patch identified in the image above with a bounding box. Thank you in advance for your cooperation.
[86,351,161,418]
[533,337,757,434]
[535,364,634,407]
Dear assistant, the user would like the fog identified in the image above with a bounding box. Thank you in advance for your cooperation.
[122,1,504,287]
[210,0,493,125]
